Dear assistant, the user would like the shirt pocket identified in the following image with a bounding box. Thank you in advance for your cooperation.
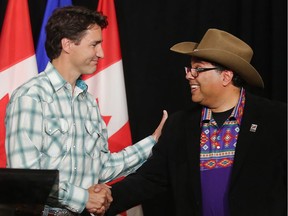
[84,120,106,159]
[43,118,70,157]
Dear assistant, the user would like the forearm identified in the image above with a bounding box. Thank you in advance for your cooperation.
[55,182,89,214]
[99,135,156,182]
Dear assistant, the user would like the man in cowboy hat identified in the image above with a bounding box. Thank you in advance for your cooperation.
[103,28,287,216]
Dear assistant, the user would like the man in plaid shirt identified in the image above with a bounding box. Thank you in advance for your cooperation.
[5,6,167,216]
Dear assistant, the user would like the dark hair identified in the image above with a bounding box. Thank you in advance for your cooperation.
[210,61,246,88]
[45,6,108,60]
[230,72,246,88]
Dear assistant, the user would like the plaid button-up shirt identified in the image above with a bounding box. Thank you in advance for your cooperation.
[5,62,155,213]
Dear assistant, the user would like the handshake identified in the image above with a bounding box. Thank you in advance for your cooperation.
[84,110,168,215]
[86,184,113,216]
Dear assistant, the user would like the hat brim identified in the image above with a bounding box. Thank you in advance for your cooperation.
[170,42,264,88]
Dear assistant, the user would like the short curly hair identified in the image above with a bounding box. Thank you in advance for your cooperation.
[45,6,108,60]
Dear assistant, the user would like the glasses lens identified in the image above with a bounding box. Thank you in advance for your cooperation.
[185,67,220,78]
[185,67,197,77]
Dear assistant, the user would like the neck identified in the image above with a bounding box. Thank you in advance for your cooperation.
[52,58,80,89]
[210,87,241,113]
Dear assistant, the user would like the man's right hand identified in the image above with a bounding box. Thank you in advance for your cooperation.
[86,184,113,215]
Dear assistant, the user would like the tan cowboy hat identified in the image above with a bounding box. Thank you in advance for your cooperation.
[170,28,264,88]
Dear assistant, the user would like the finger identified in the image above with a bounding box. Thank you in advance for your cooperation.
[105,201,111,210]
[107,191,113,202]
[87,208,97,213]
[160,110,168,124]
[98,184,112,197]
[103,184,112,189]
[156,110,168,130]
[94,184,107,193]
[94,184,112,193]
[100,184,112,193]
[95,206,106,214]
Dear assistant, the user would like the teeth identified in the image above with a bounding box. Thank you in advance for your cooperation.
[191,84,199,90]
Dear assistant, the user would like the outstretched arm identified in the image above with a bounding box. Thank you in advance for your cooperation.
[99,110,168,182]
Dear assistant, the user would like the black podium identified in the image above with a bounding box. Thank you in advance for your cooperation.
[0,168,59,216]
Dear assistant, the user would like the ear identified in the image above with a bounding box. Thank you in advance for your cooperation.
[61,38,72,53]
[221,70,234,86]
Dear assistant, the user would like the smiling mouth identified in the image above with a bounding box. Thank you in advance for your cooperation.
[91,58,98,63]
[190,84,200,91]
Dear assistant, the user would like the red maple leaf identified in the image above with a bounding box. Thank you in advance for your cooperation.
[95,98,112,126]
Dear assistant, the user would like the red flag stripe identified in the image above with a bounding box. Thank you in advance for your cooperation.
[0,0,35,72]
[0,95,9,167]
[0,0,38,167]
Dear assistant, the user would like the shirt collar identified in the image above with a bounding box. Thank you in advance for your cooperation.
[76,77,88,93]
[44,62,88,95]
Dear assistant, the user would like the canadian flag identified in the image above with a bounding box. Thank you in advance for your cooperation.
[0,0,38,167]
[82,0,143,215]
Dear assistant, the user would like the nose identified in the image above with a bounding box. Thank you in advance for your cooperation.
[96,44,104,59]
[185,72,195,80]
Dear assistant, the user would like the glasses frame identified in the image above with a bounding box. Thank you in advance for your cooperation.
[185,67,220,78]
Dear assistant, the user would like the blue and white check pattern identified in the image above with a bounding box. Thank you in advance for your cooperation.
[5,62,155,213]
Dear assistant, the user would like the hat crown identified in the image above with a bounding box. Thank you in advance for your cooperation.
[197,29,253,63]
[169,28,264,88]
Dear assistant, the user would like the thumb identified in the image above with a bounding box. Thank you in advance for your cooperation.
[152,110,168,142]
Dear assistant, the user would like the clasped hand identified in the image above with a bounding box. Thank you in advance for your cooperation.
[86,184,113,215]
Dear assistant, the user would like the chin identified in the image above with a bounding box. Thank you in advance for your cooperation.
[86,67,97,74]
[191,96,200,103]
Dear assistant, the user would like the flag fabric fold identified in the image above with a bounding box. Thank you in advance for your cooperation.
[36,0,72,73]
[0,0,38,167]
[83,0,143,215]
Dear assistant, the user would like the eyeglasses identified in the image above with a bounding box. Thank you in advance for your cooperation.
[184,67,220,78]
